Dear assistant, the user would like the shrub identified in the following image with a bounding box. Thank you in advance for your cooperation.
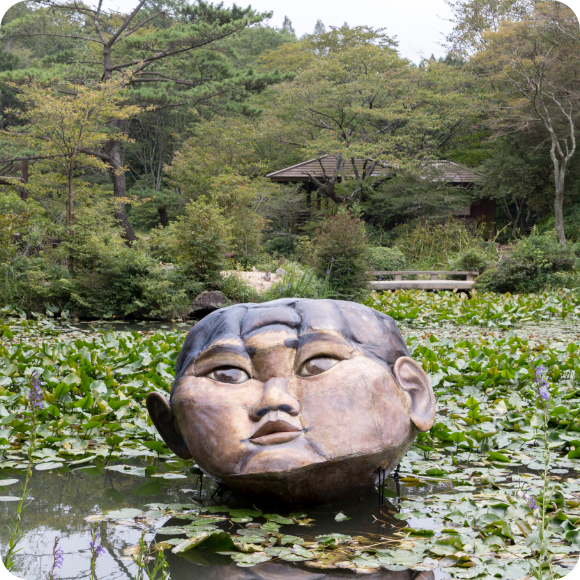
[293,236,317,267]
[475,229,578,294]
[313,210,370,300]
[1,255,72,313]
[264,264,333,300]
[392,218,491,269]
[262,236,294,257]
[173,200,232,282]
[368,247,407,271]
[220,273,260,303]
[133,268,204,320]
[448,248,494,274]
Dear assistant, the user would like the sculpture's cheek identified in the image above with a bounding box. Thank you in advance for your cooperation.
[172,377,260,476]
[179,402,252,476]
[299,359,413,460]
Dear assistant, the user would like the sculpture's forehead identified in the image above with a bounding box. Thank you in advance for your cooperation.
[171,299,410,396]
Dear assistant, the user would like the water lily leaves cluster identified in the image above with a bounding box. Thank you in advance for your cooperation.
[1,301,580,577]
[0,311,183,472]
[366,290,580,327]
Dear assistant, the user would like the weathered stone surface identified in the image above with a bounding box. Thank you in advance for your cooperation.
[189,290,229,319]
[148,298,436,505]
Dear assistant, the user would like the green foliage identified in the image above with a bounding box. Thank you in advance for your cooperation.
[448,247,494,273]
[368,247,407,271]
[313,210,370,299]
[366,288,580,327]
[220,273,260,303]
[261,237,294,258]
[1,256,72,313]
[392,219,497,270]
[172,200,232,282]
[476,230,579,294]
[264,264,333,300]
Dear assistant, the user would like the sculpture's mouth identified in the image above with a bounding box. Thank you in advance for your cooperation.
[250,411,302,445]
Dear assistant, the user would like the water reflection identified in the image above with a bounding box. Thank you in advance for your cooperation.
[0,461,448,580]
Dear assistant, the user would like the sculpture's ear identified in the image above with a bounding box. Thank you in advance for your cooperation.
[146,392,192,459]
[393,356,436,432]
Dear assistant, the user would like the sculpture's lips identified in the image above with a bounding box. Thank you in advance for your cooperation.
[250,412,302,445]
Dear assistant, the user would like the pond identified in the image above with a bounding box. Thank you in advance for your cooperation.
[2,294,580,579]
[0,457,450,580]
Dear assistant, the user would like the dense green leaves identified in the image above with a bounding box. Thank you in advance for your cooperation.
[1,298,580,577]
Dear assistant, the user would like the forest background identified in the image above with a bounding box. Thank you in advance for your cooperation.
[1,0,580,320]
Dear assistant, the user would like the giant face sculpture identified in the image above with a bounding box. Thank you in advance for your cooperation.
[147,298,436,504]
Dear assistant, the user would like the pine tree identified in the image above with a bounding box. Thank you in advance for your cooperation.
[282,16,295,36]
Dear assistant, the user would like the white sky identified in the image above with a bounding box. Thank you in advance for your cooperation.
[0,0,579,62]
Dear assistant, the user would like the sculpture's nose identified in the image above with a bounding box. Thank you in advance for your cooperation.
[249,378,300,421]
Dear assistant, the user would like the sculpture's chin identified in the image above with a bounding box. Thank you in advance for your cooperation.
[216,442,413,506]
[237,435,325,475]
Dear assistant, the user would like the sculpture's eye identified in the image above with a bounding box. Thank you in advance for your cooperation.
[207,367,250,384]
[299,357,340,377]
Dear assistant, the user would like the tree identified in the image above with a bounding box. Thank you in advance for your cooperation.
[264,45,483,204]
[444,0,535,57]
[255,23,396,73]
[165,116,274,260]
[473,2,580,244]
[282,16,295,36]
[1,0,288,241]
[1,77,141,226]
[477,134,551,235]
[314,19,326,35]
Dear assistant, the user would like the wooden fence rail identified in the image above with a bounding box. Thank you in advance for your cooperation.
[368,270,479,291]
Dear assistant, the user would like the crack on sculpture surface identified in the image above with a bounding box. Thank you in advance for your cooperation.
[147,298,436,505]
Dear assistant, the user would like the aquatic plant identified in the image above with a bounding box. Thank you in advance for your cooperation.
[527,360,556,580]
[2,371,43,570]
[88,523,105,580]
[133,532,170,580]
[46,536,64,580]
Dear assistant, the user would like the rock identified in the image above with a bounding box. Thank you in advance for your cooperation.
[276,268,286,277]
[189,291,229,320]
[262,272,271,281]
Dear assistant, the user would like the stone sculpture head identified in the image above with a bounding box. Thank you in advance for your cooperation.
[147,298,436,504]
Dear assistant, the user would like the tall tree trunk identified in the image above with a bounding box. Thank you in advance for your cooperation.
[158,205,168,227]
[554,161,567,245]
[106,136,138,244]
[68,158,74,226]
[511,195,528,237]
[20,159,28,201]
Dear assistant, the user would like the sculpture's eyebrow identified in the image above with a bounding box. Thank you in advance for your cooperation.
[193,338,252,377]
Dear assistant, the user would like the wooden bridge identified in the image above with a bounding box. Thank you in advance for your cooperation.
[368,271,478,291]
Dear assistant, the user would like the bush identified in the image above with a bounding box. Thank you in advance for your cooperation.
[262,236,294,257]
[475,229,578,294]
[0,255,72,313]
[220,273,260,303]
[448,248,494,274]
[392,218,492,270]
[293,236,317,266]
[368,247,407,271]
[313,210,370,300]
[264,263,333,300]
[173,200,232,282]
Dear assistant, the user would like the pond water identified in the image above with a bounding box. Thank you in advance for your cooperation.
[3,313,580,579]
[0,459,450,580]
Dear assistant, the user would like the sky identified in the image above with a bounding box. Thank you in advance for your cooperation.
[0,0,579,62]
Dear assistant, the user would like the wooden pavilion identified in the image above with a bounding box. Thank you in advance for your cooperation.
[266,156,495,231]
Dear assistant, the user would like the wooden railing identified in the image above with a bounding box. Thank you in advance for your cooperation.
[368,270,479,291]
